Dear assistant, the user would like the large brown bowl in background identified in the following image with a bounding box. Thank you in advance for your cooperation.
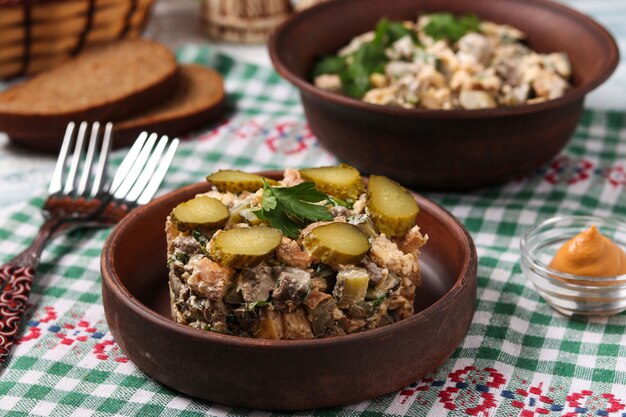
[101,172,477,410]
[269,0,619,190]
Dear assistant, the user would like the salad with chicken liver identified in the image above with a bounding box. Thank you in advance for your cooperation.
[166,166,428,339]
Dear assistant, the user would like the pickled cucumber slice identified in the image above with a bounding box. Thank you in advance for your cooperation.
[210,227,283,268]
[299,164,364,200]
[170,196,229,233]
[206,170,277,193]
[302,223,370,267]
[367,175,419,237]
[334,267,369,307]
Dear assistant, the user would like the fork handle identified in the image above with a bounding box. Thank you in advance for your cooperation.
[0,264,34,363]
[0,218,61,365]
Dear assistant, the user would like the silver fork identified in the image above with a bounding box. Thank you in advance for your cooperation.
[0,122,179,363]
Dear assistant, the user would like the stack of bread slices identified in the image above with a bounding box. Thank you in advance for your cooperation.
[0,39,225,151]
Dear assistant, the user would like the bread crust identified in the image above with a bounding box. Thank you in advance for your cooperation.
[112,98,226,146]
[113,65,226,144]
[6,64,226,151]
[0,39,179,146]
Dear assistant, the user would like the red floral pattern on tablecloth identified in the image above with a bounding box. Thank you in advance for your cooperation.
[7,303,626,416]
[14,306,128,363]
[392,365,626,417]
[438,366,506,415]
[563,390,626,417]
[197,118,318,157]
[542,156,626,187]
[500,382,563,416]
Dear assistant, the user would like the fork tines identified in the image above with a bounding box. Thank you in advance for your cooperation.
[48,121,112,199]
[109,131,179,206]
[49,123,179,207]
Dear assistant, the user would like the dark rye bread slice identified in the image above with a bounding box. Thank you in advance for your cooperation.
[8,64,226,151]
[112,64,226,146]
[0,39,178,150]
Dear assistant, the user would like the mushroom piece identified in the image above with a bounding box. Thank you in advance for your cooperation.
[459,90,497,110]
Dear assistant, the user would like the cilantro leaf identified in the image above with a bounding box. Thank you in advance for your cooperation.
[175,252,190,264]
[270,182,333,221]
[191,230,210,255]
[261,185,278,211]
[329,196,353,209]
[375,18,418,45]
[245,300,270,311]
[339,59,371,98]
[271,181,328,203]
[372,295,386,309]
[423,12,480,42]
[255,208,302,240]
[311,17,420,99]
[254,181,334,239]
[341,41,386,98]
[311,55,347,77]
[192,229,206,243]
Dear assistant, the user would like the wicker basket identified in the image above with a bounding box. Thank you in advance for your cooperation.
[201,0,328,44]
[0,0,155,79]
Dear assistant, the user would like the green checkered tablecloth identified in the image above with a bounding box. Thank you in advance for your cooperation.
[1,45,626,417]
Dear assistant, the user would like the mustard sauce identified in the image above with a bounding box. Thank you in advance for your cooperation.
[549,225,626,277]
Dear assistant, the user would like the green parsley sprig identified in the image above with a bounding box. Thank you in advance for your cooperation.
[423,12,480,43]
[254,180,334,239]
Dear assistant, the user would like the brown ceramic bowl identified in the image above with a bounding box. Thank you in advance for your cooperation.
[269,0,619,190]
[101,172,477,410]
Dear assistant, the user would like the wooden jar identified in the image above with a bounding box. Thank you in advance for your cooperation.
[201,0,329,44]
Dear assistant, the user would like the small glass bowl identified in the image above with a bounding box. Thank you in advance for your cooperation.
[520,215,626,317]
